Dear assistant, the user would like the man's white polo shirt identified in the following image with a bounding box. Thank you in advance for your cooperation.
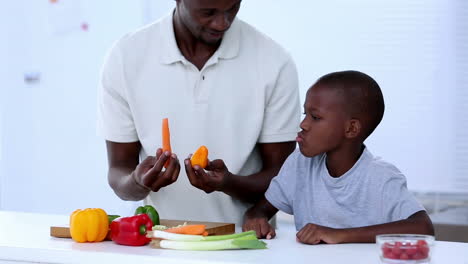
[97,12,300,225]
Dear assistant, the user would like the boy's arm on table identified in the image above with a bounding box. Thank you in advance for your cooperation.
[297,210,434,245]
[243,198,279,239]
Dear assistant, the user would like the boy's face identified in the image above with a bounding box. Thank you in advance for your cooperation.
[297,84,349,157]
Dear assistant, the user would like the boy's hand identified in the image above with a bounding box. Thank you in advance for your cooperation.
[296,223,345,245]
[243,217,276,239]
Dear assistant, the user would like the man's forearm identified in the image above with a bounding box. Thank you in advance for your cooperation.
[339,212,435,243]
[220,167,280,203]
[108,166,150,201]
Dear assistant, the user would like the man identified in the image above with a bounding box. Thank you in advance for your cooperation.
[97,0,300,225]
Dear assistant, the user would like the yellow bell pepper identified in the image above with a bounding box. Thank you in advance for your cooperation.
[70,208,109,243]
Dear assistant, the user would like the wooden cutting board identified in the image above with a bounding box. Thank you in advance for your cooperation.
[50,219,235,240]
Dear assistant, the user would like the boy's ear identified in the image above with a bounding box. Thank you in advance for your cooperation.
[345,119,361,139]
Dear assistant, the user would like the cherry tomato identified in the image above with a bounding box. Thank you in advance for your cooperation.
[400,253,409,260]
[392,242,402,256]
[406,244,418,256]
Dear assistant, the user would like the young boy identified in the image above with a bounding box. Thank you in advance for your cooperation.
[242,70,434,244]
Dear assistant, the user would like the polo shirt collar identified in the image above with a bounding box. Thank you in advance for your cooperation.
[159,11,240,65]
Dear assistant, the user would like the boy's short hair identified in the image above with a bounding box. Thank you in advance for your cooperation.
[315,70,385,140]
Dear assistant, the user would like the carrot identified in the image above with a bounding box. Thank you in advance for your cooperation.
[164,224,206,235]
[162,118,171,168]
[201,231,208,236]
[190,145,209,168]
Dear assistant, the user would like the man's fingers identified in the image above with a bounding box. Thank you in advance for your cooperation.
[205,159,224,171]
[172,159,180,182]
[193,166,210,182]
[139,156,156,171]
[162,153,179,181]
[143,151,170,190]
[152,151,170,172]
[185,157,200,187]
[155,148,163,159]
[151,154,180,191]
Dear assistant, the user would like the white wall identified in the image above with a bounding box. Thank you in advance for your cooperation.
[0,0,147,215]
[1,0,467,215]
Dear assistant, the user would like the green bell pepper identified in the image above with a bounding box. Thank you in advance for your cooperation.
[108,214,121,224]
[135,205,160,225]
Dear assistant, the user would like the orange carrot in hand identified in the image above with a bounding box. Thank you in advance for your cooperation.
[162,118,172,168]
[164,224,206,235]
[190,145,209,169]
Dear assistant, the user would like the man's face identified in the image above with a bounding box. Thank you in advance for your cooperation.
[297,85,349,157]
[176,0,242,45]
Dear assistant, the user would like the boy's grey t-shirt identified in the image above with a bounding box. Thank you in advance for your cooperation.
[265,148,424,231]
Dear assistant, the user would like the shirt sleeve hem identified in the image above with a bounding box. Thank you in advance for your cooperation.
[400,207,426,220]
[97,131,139,143]
[265,191,293,215]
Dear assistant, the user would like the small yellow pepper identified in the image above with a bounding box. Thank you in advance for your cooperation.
[70,208,109,243]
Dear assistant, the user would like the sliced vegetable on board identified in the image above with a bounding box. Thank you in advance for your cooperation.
[164,224,206,235]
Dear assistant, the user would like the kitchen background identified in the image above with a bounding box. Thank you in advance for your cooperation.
[1,0,467,240]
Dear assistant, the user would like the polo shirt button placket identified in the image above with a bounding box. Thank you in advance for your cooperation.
[196,70,210,104]
[192,70,202,104]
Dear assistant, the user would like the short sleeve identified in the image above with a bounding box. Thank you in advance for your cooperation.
[381,175,425,221]
[265,150,299,215]
[258,56,301,143]
[96,38,138,142]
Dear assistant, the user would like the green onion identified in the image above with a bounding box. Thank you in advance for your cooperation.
[153,237,267,251]
[148,230,268,251]
[148,230,257,242]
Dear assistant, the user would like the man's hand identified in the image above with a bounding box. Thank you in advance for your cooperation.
[184,157,231,193]
[296,223,345,245]
[243,217,276,239]
[133,148,180,192]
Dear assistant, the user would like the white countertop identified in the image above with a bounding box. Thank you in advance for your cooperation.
[0,211,467,264]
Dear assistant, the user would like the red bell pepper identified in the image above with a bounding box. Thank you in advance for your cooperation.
[110,214,153,246]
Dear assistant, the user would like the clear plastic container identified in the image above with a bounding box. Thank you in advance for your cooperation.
[376,234,435,263]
